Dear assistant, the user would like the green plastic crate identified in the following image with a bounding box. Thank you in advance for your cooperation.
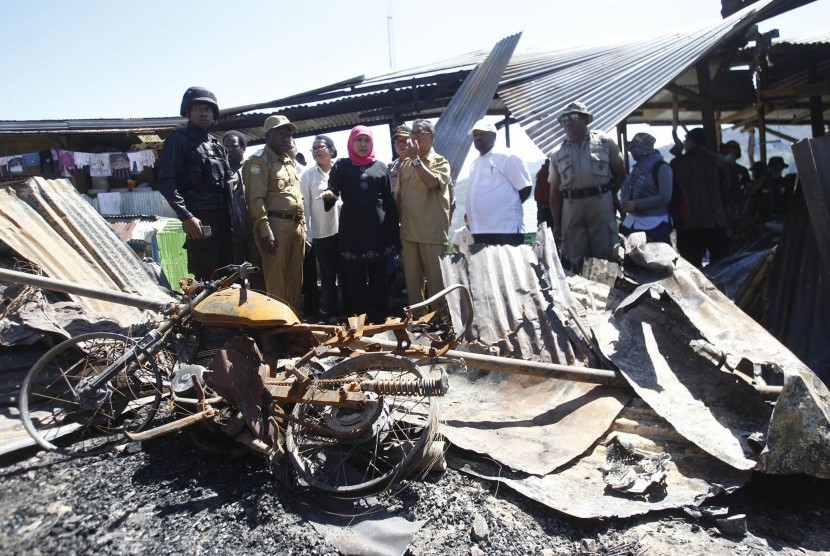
[152,218,192,291]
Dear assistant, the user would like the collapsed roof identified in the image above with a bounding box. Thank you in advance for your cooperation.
[0,177,173,337]
[1,0,825,171]
[437,229,828,519]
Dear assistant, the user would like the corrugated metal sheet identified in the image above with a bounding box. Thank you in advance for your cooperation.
[0,117,183,134]
[498,0,782,154]
[776,30,830,45]
[440,228,596,367]
[122,190,177,217]
[107,217,167,245]
[450,397,752,519]
[0,182,163,326]
[219,83,469,143]
[764,136,830,383]
[441,363,631,476]
[109,220,139,244]
[84,190,177,218]
[595,306,770,471]
[6,178,173,310]
[329,52,483,89]
[433,33,521,184]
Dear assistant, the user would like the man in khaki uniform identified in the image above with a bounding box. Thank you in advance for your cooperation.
[397,119,452,306]
[548,101,625,273]
[243,115,306,311]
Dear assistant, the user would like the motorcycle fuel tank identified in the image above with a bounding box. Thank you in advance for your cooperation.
[192,288,300,328]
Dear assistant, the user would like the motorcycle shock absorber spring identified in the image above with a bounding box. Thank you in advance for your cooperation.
[360,374,448,396]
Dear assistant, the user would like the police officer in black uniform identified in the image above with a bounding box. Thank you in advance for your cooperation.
[158,86,240,280]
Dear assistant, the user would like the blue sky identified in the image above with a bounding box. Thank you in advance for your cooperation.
[1,0,827,164]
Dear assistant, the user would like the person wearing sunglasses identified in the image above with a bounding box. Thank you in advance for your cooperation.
[548,101,625,273]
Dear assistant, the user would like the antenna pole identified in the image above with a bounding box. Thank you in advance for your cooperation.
[387,0,396,70]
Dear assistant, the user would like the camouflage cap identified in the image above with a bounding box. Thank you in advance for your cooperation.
[626,132,657,154]
[559,101,593,124]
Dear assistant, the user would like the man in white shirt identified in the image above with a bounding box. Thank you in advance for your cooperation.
[466,119,532,246]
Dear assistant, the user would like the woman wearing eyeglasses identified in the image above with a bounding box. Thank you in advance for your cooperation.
[300,135,343,322]
[319,126,399,323]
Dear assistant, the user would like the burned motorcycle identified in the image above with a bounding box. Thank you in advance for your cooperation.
[18,263,472,495]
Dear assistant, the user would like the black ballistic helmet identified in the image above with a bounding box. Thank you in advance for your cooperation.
[180,86,219,119]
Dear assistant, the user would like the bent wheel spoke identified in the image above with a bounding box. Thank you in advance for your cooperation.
[19,332,165,457]
[285,354,437,495]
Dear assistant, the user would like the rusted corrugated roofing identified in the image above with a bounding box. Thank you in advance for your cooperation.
[440,228,597,368]
[109,220,139,244]
[107,216,166,246]
[0,178,171,324]
[0,177,173,326]
[498,0,784,154]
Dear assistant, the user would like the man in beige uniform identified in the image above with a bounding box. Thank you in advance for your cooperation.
[243,114,306,311]
[397,119,452,305]
[548,101,625,273]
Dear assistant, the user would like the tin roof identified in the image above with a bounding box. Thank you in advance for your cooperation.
[0,117,183,134]
[433,33,522,183]
[1,0,822,156]
[0,177,173,325]
[498,0,785,154]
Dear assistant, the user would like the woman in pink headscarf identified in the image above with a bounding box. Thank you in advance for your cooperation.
[320,126,398,322]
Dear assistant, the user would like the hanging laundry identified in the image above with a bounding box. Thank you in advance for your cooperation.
[8,157,24,173]
[73,152,92,169]
[127,150,156,173]
[22,152,41,169]
[89,153,112,177]
[110,152,130,179]
[58,150,77,177]
[110,152,130,170]
[40,150,57,176]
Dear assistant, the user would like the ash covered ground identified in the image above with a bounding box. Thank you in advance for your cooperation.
[1,433,829,556]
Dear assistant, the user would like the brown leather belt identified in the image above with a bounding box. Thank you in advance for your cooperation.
[268,210,304,222]
[561,183,611,200]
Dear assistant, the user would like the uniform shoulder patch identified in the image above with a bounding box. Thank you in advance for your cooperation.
[249,163,261,175]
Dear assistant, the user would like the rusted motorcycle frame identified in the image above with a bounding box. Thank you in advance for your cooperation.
[19,263,472,495]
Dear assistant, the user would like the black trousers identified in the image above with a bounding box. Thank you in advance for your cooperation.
[536,203,554,228]
[184,208,234,281]
[676,227,730,268]
[302,242,319,316]
[342,257,388,324]
[314,234,341,318]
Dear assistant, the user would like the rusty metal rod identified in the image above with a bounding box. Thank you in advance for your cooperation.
[311,332,623,384]
[311,332,783,400]
[125,408,215,441]
[0,268,170,311]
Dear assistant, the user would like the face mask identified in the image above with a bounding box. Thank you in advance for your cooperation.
[724,154,735,163]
